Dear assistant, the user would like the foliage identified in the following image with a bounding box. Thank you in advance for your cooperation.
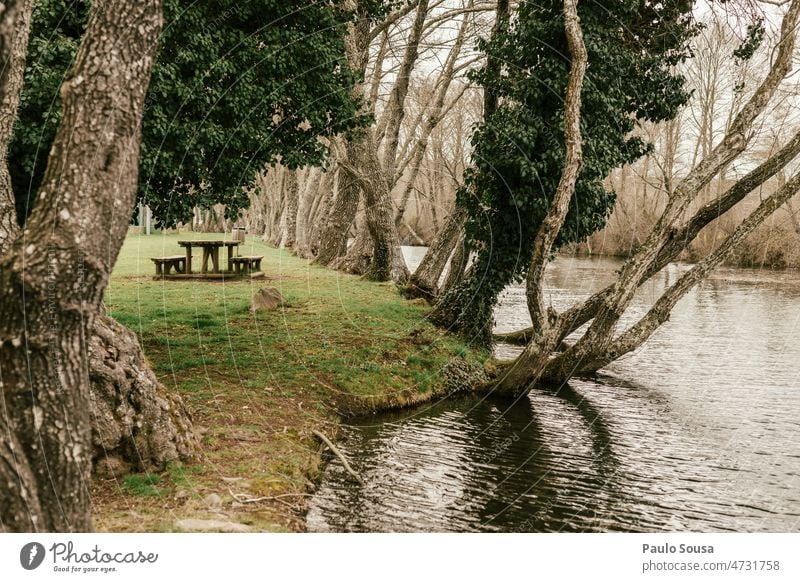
[434,0,699,344]
[733,20,765,61]
[10,0,380,227]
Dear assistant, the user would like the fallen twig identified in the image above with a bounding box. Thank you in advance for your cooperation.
[228,488,314,505]
[312,429,365,485]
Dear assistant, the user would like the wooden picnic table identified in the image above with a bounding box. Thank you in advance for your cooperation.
[178,240,240,274]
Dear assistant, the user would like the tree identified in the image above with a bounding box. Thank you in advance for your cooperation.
[0,0,163,532]
[308,0,487,282]
[482,0,800,397]
[430,0,698,346]
[10,0,370,227]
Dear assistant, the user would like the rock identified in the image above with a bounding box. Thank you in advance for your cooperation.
[250,287,286,312]
[204,493,223,509]
[175,519,251,533]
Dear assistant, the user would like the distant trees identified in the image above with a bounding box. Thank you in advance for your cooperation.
[251,0,488,282]
[594,5,800,268]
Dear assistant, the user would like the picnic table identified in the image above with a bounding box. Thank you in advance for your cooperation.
[178,239,240,274]
[152,238,263,279]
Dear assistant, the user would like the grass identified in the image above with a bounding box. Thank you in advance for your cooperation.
[121,474,162,497]
[92,231,486,532]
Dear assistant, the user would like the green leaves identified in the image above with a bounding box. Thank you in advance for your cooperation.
[438,0,697,342]
[11,0,379,228]
[463,0,696,256]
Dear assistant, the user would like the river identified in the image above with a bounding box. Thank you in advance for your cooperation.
[306,250,800,532]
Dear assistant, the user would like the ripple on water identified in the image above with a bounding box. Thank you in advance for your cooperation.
[307,255,800,532]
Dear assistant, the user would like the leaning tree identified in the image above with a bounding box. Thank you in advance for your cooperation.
[458,0,800,396]
[430,0,699,346]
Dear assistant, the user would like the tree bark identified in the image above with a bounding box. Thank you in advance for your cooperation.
[306,169,336,258]
[0,0,33,248]
[294,167,322,256]
[280,169,299,248]
[406,206,466,299]
[493,0,587,396]
[337,132,410,282]
[331,210,373,274]
[0,0,163,532]
[89,314,198,478]
[315,155,361,265]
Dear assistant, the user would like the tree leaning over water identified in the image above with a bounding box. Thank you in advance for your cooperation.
[430,0,699,346]
[461,0,800,396]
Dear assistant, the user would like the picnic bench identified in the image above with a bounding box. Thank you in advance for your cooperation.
[229,255,264,274]
[151,255,186,276]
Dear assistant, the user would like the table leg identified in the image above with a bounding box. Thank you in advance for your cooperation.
[201,247,210,274]
[185,247,193,274]
[226,245,234,272]
[211,247,220,273]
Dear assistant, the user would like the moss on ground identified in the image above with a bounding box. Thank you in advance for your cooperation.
[92,232,487,532]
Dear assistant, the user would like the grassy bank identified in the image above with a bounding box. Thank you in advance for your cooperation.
[93,232,486,532]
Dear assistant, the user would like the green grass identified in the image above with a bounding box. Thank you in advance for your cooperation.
[121,474,162,497]
[93,231,487,532]
[106,232,484,405]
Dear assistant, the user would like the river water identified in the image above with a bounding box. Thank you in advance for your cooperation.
[306,250,800,532]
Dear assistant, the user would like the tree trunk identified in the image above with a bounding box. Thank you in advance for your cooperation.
[406,206,466,300]
[0,0,163,532]
[493,0,587,396]
[305,169,336,258]
[441,234,467,294]
[89,314,197,478]
[0,0,33,247]
[379,0,430,181]
[486,0,800,398]
[337,133,409,282]
[331,212,373,274]
[294,168,322,256]
[280,169,299,248]
[315,157,360,265]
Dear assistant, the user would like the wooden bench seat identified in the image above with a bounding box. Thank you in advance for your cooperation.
[229,255,263,274]
[151,255,186,276]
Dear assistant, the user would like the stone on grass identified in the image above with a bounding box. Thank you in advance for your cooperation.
[250,287,286,313]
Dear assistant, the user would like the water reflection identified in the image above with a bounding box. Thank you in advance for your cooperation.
[307,253,800,532]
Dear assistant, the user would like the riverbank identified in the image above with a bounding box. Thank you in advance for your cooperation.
[92,233,487,532]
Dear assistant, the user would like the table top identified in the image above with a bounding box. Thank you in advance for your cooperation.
[178,240,240,247]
